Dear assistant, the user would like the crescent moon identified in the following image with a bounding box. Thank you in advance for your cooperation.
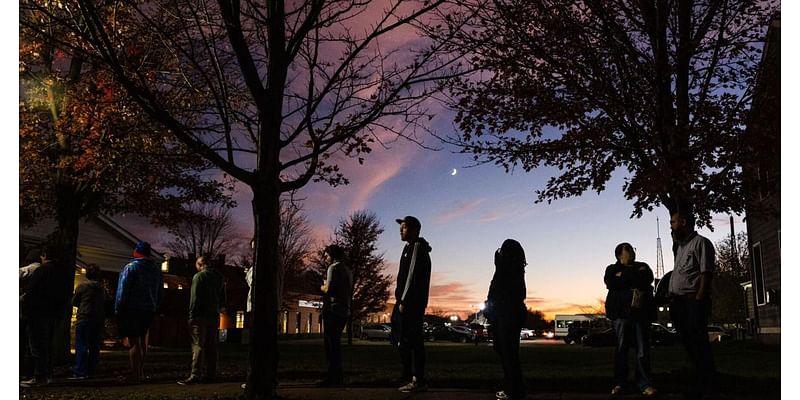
[451,168,458,176]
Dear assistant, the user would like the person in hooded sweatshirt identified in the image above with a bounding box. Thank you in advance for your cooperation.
[485,239,527,400]
[115,241,163,383]
[392,216,432,393]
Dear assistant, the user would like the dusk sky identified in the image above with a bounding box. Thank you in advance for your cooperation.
[119,122,742,320]
[11,1,784,322]
[109,1,753,321]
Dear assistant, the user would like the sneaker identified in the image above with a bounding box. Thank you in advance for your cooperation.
[611,385,624,395]
[177,375,203,385]
[20,377,50,387]
[642,386,658,397]
[398,378,428,393]
[496,390,509,399]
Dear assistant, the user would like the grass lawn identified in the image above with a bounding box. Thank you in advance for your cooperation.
[19,339,779,399]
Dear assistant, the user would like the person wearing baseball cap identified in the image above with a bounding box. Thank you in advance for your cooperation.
[391,216,432,393]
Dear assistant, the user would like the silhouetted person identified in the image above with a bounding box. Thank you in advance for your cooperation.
[115,241,163,383]
[179,255,227,385]
[604,243,657,397]
[668,211,717,398]
[485,239,527,400]
[70,264,106,380]
[318,244,353,386]
[20,245,60,387]
[391,216,431,393]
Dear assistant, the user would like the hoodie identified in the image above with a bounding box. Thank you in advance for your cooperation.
[395,237,432,316]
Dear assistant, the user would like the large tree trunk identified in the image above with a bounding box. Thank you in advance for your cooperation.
[247,184,281,400]
[50,180,81,365]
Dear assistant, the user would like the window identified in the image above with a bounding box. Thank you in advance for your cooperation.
[163,282,169,289]
[307,313,312,333]
[177,284,183,290]
[295,312,301,334]
[236,311,245,329]
[752,242,766,306]
[282,311,289,334]
[161,260,169,273]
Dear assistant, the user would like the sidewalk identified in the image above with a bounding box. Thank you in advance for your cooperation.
[20,380,772,400]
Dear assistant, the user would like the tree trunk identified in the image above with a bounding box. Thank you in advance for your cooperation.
[247,185,281,400]
[50,181,81,365]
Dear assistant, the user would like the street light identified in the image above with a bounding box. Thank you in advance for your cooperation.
[450,315,458,322]
[478,302,486,311]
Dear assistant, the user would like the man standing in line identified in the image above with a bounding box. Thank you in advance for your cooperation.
[70,264,106,380]
[115,241,163,383]
[604,243,657,397]
[20,246,60,387]
[179,255,227,385]
[319,244,353,386]
[392,216,432,393]
[668,211,717,399]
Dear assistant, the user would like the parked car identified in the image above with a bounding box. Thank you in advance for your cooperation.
[361,324,392,340]
[567,318,612,344]
[650,323,678,346]
[423,323,452,342]
[520,329,536,340]
[581,327,616,347]
[707,325,732,342]
[449,324,476,343]
[564,320,591,344]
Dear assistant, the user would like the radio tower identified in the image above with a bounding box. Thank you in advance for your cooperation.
[655,217,665,279]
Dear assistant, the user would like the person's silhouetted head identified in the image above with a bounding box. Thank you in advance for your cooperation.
[134,241,152,258]
[670,211,694,242]
[324,244,344,263]
[495,239,526,271]
[614,242,636,266]
[85,264,101,280]
[396,216,421,243]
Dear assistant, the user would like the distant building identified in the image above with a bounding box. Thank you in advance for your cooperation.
[742,18,780,345]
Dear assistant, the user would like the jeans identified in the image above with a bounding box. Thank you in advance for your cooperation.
[322,311,347,382]
[20,318,33,378]
[189,319,219,379]
[492,316,525,400]
[73,320,104,377]
[671,297,717,394]
[27,316,57,380]
[612,318,652,390]
[397,313,426,382]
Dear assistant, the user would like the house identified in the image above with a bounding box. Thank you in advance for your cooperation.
[20,214,192,347]
[742,18,780,345]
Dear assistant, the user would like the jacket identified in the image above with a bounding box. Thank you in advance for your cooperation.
[115,257,164,314]
[486,260,527,323]
[394,237,432,316]
[189,266,227,321]
[604,261,656,322]
[73,280,105,323]
[323,261,353,318]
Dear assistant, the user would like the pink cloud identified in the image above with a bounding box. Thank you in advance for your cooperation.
[434,199,485,224]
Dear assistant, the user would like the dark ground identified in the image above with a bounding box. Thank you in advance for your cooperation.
[18,338,780,399]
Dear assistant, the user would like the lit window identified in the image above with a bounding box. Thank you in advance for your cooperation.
[161,260,169,273]
[163,283,169,289]
[79,268,87,274]
[236,311,245,329]
[177,284,183,290]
